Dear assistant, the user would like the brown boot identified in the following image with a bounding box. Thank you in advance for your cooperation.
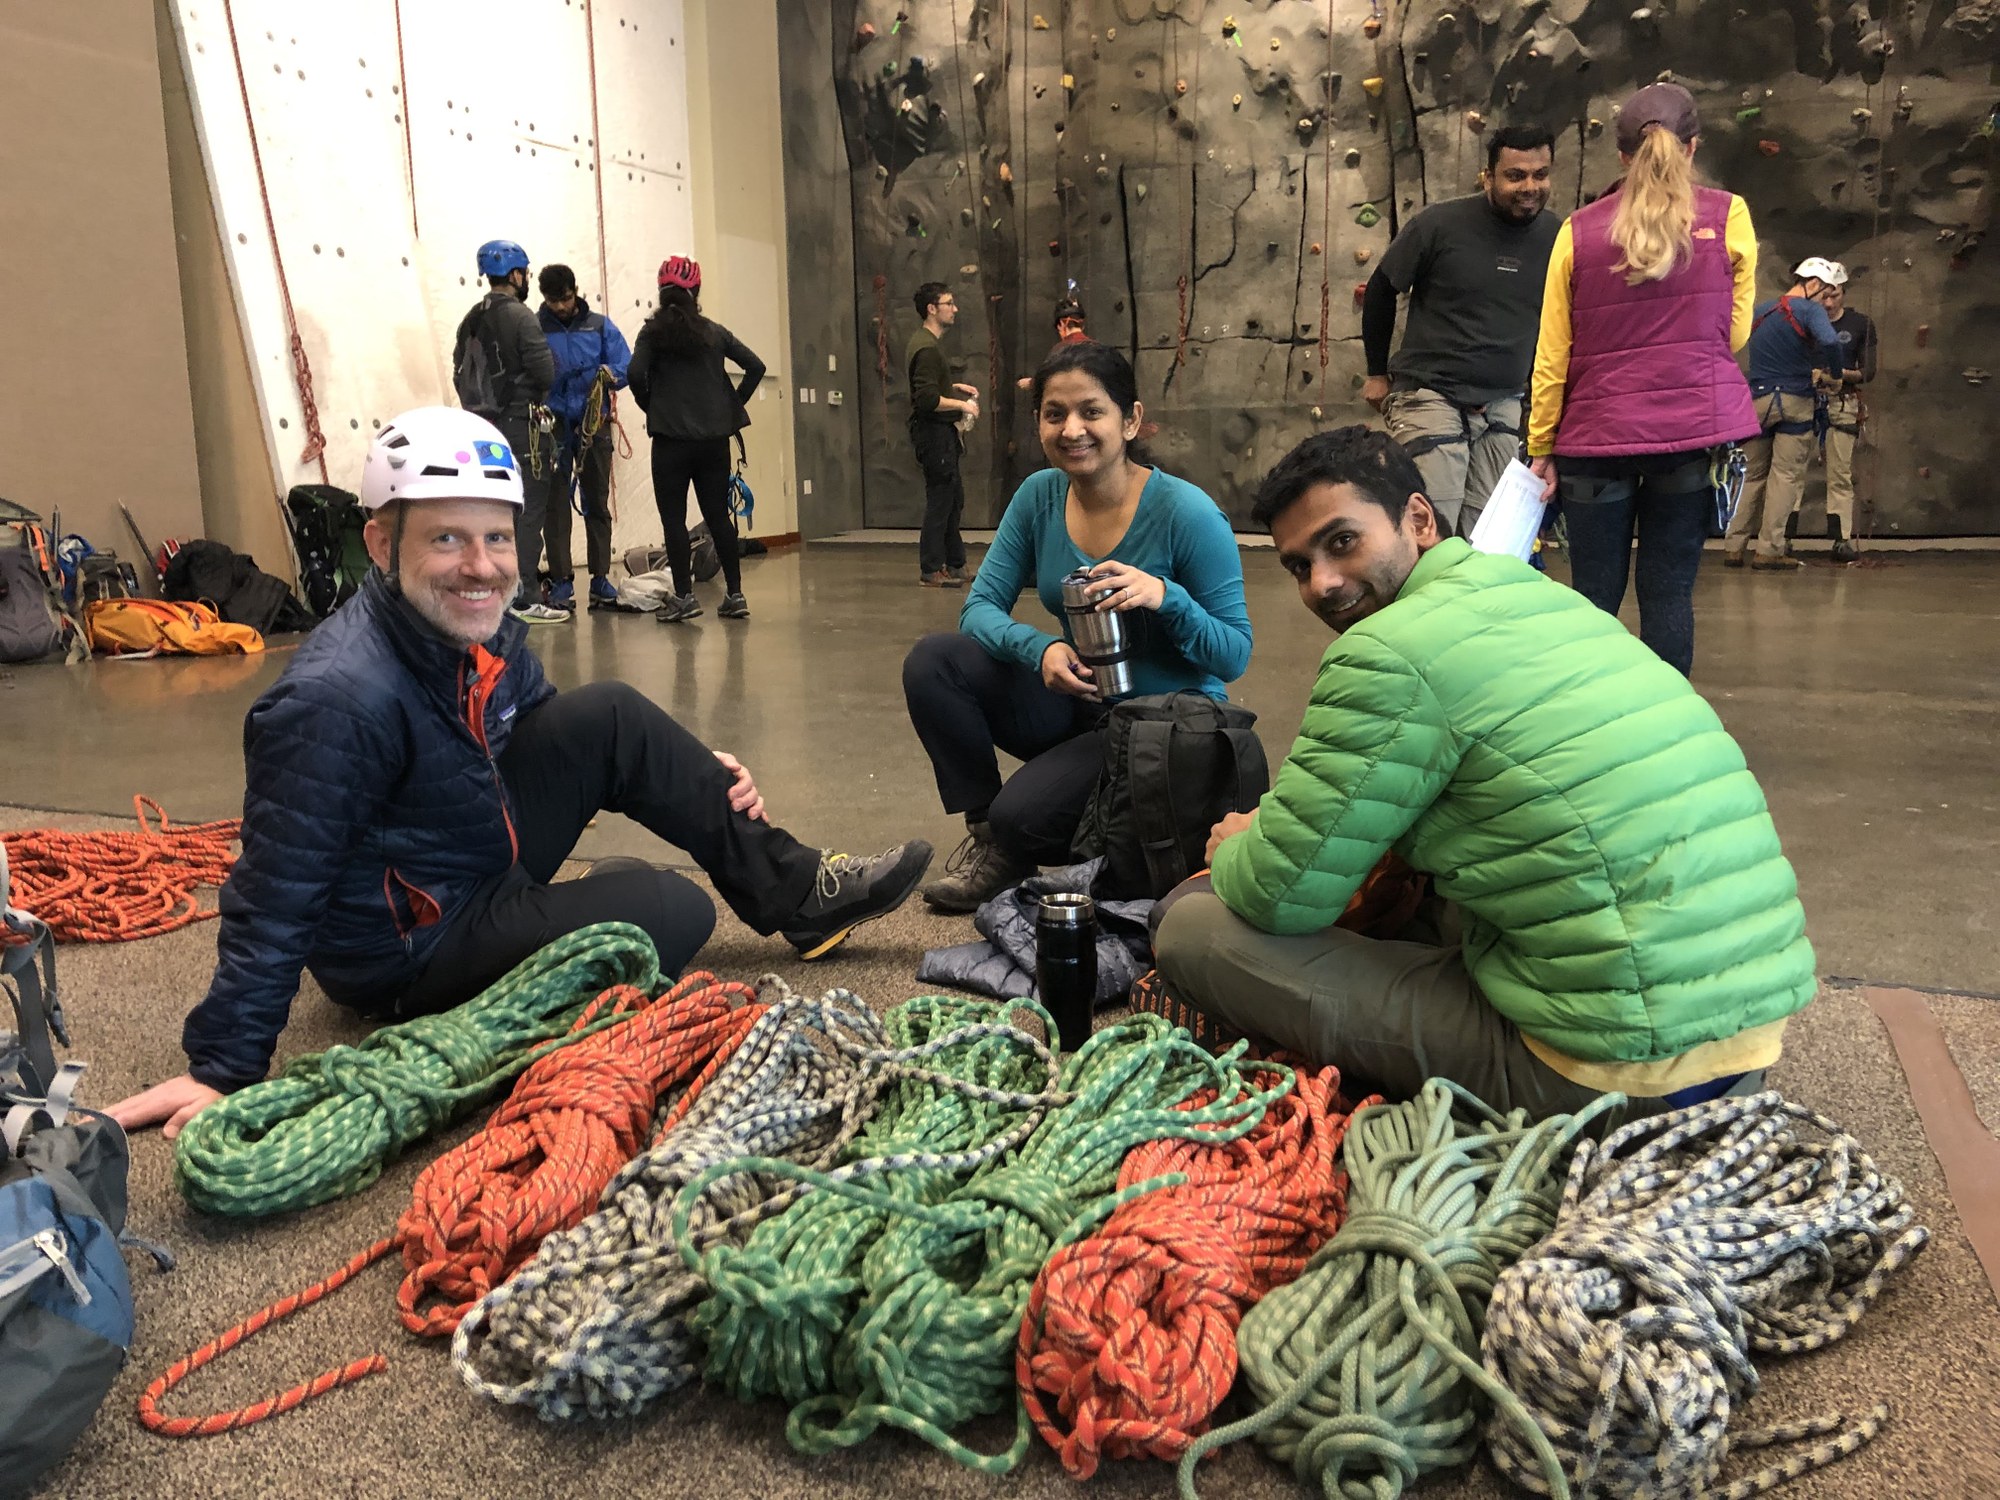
[1751,552,1802,571]
[919,570,963,589]
[1721,550,1747,569]
[919,822,1032,913]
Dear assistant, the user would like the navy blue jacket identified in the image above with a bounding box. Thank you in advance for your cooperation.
[1746,295,1842,398]
[536,297,632,430]
[183,572,553,1090]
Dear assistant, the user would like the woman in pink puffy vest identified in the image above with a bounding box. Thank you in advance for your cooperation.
[1526,84,1760,676]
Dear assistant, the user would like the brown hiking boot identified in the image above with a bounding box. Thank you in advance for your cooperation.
[919,822,1032,913]
[1721,550,1747,569]
[1751,553,1802,571]
[919,570,963,589]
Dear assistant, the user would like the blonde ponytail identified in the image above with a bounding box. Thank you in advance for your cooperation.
[1609,127,1695,284]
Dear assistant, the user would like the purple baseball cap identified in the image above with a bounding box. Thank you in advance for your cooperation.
[1615,82,1702,153]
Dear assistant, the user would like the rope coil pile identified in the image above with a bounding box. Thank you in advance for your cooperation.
[735,1016,1285,1471]
[452,981,895,1421]
[692,994,1064,1408]
[1479,1090,1930,1500]
[173,923,661,1217]
[1180,1080,1617,1500]
[1,796,238,942]
[1017,1061,1363,1478]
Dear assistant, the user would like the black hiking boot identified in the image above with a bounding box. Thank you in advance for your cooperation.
[919,822,1033,914]
[781,841,935,960]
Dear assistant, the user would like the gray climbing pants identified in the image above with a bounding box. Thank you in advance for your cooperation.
[1381,386,1523,539]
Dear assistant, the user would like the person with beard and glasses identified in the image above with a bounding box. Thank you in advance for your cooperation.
[535,263,631,611]
[1360,124,1559,538]
[104,408,934,1142]
[902,341,1251,913]
[452,239,565,623]
[1143,426,1815,1120]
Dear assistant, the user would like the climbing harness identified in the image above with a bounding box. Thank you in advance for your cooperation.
[452,982,894,1421]
[0,797,238,943]
[1178,1080,1620,1500]
[750,1017,1284,1471]
[172,923,661,1218]
[137,970,763,1437]
[692,994,1065,1409]
[1480,1091,1929,1500]
[525,403,558,481]
[1711,443,1749,531]
[1019,1061,1363,1478]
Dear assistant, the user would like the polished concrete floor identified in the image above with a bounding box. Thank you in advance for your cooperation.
[4,542,1997,994]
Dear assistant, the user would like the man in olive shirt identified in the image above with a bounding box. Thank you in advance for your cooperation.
[907,282,981,588]
[1822,271,1876,563]
[1361,125,1559,537]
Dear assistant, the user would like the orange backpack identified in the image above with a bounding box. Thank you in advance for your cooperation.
[83,599,264,657]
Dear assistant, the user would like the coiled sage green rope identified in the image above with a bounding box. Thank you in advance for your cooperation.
[174,923,661,1217]
[455,980,907,1421]
[1479,1090,1929,1500]
[674,1014,1285,1472]
[1178,1079,1618,1500]
[692,993,1064,1407]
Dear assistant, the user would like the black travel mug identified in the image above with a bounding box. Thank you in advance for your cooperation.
[1036,892,1099,1052]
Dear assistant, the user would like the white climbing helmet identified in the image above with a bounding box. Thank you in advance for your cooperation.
[359,407,524,511]
[1794,257,1848,287]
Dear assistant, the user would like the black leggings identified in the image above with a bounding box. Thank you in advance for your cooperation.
[902,631,1106,865]
[651,435,741,594]
[392,681,820,1016]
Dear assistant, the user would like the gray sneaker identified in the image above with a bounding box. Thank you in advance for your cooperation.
[654,592,704,623]
[510,600,572,625]
[919,823,1034,914]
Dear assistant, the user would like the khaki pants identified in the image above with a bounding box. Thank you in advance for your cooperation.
[1824,391,1860,537]
[1725,391,1815,559]
[1382,387,1523,539]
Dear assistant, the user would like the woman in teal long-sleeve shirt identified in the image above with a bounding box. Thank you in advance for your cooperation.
[903,341,1252,913]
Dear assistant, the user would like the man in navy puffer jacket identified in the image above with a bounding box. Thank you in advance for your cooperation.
[108,408,931,1139]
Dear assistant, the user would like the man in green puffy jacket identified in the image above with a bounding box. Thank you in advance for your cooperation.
[1151,427,1816,1118]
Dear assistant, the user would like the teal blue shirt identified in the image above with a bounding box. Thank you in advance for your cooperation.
[960,467,1252,699]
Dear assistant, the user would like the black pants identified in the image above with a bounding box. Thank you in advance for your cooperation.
[1560,458,1713,677]
[547,425,614,582]
[650,435,740,595]
[902,631,1104,865]
[910,422,967,576]
[495,412,556,588]
[394,682,820,1016]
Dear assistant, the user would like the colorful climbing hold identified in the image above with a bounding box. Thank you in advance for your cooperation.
[1363,15,1383,38]
[1355,202,1381,227]
[1736,106,1761,123]
[1345,148,1361,167]
[1221,16,1238,39]
[1309,241,1323,255]
[1233,93,1244,109]
[1758,139,1781,156]
[854,22,877,47]
[1465,110,1486,133]
[1049,239,1062,257]
[1352,282,1369,308]
[1033,14,1049,29]
[1354,247,1372,264]
[1916,324,1931,347]
[1362,76,1385,97]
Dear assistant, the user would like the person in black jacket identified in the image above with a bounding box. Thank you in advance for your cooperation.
[104,408,933,1141]
[627,256,765,623]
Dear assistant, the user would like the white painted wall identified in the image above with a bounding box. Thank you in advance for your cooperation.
[169,0,697,561]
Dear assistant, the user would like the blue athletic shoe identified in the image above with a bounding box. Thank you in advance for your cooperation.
[546,579,576,610]
[589,576,620,605]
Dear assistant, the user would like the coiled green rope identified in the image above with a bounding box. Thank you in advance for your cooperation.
[692,994,1064,1407]
[674,1014,1286,1472]
[1178,1079,1618,1500]
[1480,1090,1929,1499]
[174,923,661,1217]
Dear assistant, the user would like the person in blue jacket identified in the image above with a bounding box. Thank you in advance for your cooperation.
[536,264,631,611]
[105,408,932,1140]
[903,340,1252,913]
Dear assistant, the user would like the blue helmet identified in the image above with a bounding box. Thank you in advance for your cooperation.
[476,239,530,277]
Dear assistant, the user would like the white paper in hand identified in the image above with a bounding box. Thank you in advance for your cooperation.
[1467,459,1549,562]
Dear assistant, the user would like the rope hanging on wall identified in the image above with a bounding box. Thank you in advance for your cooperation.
[1479,1091,1929,1499]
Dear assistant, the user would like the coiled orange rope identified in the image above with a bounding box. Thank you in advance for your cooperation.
[1017,1062,1367,1478]
[1,796,237,942]
[140,973,763,1437]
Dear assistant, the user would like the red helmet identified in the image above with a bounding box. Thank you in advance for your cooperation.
[657,256,701,292]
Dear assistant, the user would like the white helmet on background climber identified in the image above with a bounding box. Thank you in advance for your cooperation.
[359,407,524,511]
[1794,257,1848,287]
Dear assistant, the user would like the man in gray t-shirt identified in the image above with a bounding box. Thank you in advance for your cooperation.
[1361,126,1559,536]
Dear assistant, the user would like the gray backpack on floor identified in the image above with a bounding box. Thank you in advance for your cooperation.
[0,844,152,1498]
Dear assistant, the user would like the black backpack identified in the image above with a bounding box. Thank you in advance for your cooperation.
[283,484,370,619]
[453,301,508,418]
[1072,692,1271,901]
[161,540,316,637]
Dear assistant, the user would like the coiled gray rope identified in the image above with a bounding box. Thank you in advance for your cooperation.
[451,980,893,1420]
[1480,1090,1929,1500]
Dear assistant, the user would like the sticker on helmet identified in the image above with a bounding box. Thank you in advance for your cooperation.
[473,439,517,470]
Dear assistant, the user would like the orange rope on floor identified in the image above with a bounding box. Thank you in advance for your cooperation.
[0,796,238,943]
[1017,1062,1367,1479]
[139,973,765,1437]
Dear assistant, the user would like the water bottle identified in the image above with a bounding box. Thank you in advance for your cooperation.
[1036,892,1099,1052]
[1060,568,1136,701]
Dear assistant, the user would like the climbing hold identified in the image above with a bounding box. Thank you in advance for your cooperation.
[875,164,889,180]
[1918,465,1932,478]
[1234,93,1244,109]
[1352,282,1368,307]
[1345,148,1361,168]
[1356,202,1381,227]
[1176,77,1188,95]
[1587,117,1604,137]
[854,22,877,46]
[1966,368,1991,386]
[1362,76,1385,97]
[1110,102,1119,111]
[960,208,974,225]
[1106,27,1115,40]
[1414,51,1429,66]
[1916,324,1931,347]
[1852,107,1872,125]
[1270,36,1281,50]
[1062,72,1074,91]
[1466,110,1486,133]
[1363,15,1383,38]
[1297,117,1316,137]
[1630,6,1653,19]
[1135,182,1148,200]
[1033,84,1047,99]
[998,161,1013,184]
[1757,139,1781,156]
[900,97,914,113]
[1221,15,1238,39]
[972,71,986,87]
[1657,69,1675,82]
[1309,241,1323,255]
[1895,86,1914,121]
[1938,227,1957,243]
[1049,239,1062,257]
[1033,13,1049,29]
[1311,405,1324,420]
[1354,246,1372,264]
[1095,164,1109,181]
[1054,121,1065,135]
[1267,240,1280,256]
[882,61,898,77]
[1736,106,1761,123]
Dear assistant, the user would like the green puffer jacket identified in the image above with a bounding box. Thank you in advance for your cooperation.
[1210,538,1815,1065]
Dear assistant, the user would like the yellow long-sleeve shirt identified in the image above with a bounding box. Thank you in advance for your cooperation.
[1528,194,1757,456]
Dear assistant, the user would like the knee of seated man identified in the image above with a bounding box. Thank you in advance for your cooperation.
[592,867,716,971]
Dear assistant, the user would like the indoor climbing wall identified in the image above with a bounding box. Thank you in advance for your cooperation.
[168,0,694,556]
[791,0,1996,536]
